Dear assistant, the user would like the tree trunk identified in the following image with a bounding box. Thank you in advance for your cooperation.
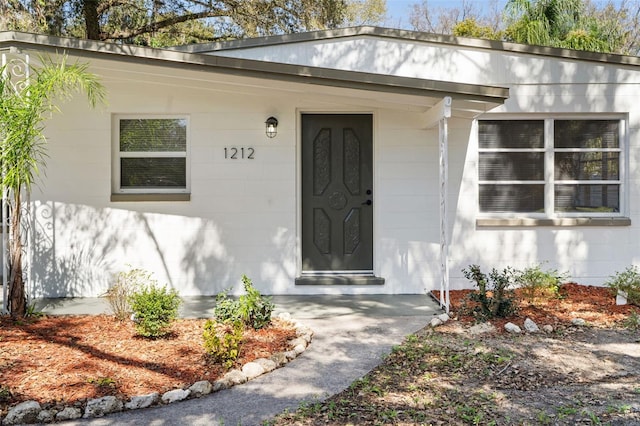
[7,191,26,318]
[83,0,101,40]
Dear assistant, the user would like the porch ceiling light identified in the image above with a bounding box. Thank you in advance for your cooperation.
[265,116,278,138]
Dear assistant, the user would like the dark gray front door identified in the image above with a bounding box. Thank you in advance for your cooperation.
[301,114,374,272]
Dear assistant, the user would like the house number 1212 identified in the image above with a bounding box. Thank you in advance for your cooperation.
[224,147,255,159]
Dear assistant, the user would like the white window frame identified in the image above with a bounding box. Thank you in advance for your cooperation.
[477,114,627,219]
[112,114,190,195]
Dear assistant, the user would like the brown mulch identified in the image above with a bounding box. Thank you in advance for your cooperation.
[0,315,297,415]
[433,282,639,330]
[2,285,638,422]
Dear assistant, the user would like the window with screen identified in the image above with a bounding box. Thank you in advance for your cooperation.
[114,116,189,194]
[478,118,622,216]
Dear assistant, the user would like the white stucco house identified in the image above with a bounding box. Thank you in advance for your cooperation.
[0,27,637,306]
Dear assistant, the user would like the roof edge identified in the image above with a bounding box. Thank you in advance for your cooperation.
[0,31,509,104]
[175,25,640,67]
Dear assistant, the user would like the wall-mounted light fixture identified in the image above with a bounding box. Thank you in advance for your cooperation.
[265,116,278,138]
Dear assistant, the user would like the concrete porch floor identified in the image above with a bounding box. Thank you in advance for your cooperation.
[33,294,443,319]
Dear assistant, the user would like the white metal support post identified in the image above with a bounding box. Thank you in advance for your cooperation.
[425,97,452,313]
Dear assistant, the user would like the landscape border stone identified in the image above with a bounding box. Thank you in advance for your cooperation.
[1,313,313,425]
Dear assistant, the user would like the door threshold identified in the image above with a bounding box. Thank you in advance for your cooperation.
[295,274,385,286]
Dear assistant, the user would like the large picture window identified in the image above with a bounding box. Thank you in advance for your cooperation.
[478,118,623,216]
[113,116,189,195]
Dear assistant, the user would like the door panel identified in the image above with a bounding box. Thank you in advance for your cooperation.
[302,114,373,272]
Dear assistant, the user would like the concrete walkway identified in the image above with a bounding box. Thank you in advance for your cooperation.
[36,295,442,426]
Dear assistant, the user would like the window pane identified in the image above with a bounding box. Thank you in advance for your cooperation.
[121,158,186,188]
[479,184,545,213]
[554,120,619,149]
[120,119,187,152]
[555,152,619,180]
[479,152,544,180]
[479,120,544,149]
[554,184,619,212]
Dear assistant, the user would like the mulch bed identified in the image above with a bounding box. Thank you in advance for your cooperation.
[433,283,640,331]
[0,315,296,415]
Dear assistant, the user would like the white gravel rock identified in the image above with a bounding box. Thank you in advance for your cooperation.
[56,407,83,421]
[284,350,298,360]
[572,318,587,326]
[223,369,247,385]
[295,324,312,334]
[125,393,159,410]
[504,322,522,333]
[212,379,227,392]
[270,352,288,366]
[189,381,213,397]
[37,409,54,423]
[289,337,308,349]
[161,389,190,404]
[84,395,123,418]
[437,313,450,323]
[242,362,265,380]
[3,401,41,425]
[430,317,444,328]
[254,357,277,373]
[542,324,554,333]
[524,318,540,333]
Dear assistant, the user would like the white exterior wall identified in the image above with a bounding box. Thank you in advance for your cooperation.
[31,76,298,297]
[212,35,640,288]
[23,34,640,298]
[27,57,442,297]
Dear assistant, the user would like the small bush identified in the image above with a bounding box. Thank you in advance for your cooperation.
[515,264,567,304]
[128,279,181,338]
[88,377,116,388]
[605,266,640,306]
[25,301,44,318]
[623,311,640,330]
[214,275,275,330]
[0,386,12,403]
[203,319,244,368]
[462,264,517,319]
[213,289,240,323]
[103,268,148,321]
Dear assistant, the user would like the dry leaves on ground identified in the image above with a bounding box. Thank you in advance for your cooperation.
[273,284,640,426]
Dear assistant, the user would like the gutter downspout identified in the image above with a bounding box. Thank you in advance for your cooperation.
[425,97,452,313]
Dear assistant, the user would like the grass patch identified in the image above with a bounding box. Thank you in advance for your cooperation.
[271,329,511,425]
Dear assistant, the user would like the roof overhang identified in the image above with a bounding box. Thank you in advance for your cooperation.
[181,25,640,67]
[0,31,509,114]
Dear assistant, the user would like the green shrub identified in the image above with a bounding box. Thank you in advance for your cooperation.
[214,275,275,330]
[202,319,244,368]
[213,289,240,323]
[128,278,181,338]
[462,264,517,319]
[103,268,148,321]
[0,386,12,403]
[605,266,640,306]
[623,311,640,330]
[515,264,567,304]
